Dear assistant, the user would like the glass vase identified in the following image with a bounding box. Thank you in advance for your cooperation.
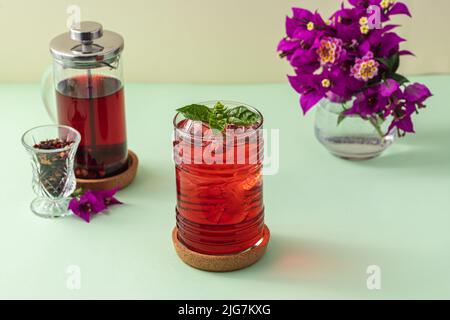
[22,125,81,218]
[314,99,395,160]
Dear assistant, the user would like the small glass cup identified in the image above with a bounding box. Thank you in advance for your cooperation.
[22,125,81,218]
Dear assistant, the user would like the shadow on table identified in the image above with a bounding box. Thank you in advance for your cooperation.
[353,128,450,173]
[220,233,381,297]
[218,233,439,298]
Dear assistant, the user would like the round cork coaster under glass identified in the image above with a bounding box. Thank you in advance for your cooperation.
[172,225,270,272]
[76,150,139,191]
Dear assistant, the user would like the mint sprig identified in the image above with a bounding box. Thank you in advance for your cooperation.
[176,104,211,123]
[227,106,261,126]
[209,102,229,131]
[176,101,261,132]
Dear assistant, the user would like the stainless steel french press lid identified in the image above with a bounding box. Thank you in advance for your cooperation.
[49,21,124,68]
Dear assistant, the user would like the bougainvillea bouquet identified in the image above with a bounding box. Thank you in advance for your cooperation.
[278,0,432,136]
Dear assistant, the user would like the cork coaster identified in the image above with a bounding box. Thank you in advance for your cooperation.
[172,225,270,272]
[76,150,139,191]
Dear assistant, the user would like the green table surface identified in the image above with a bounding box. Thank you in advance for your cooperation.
[0,75,449,299]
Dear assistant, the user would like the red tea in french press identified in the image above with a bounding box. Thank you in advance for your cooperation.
[44,21,128,180]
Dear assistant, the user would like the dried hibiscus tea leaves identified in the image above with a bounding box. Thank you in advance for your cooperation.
[33,138,75,198]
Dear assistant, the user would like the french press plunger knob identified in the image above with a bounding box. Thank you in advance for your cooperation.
[70,21,104,53]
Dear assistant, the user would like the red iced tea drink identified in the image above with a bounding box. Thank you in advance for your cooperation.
[56,74,128,179]
[173,103,265,255]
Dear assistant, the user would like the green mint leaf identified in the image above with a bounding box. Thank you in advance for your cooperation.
[208,117,227,131]
[176,104,211,122]
[176,102,261,132]
[209,101,228,131]
[226,106,261,126]
[213,101,226,111]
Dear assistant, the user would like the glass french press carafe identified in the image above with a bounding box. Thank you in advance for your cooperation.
[42,21,128,179]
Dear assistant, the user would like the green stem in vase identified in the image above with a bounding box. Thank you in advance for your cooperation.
[368,116,385,138]
[337,104,349,126]
[337,111,386,138]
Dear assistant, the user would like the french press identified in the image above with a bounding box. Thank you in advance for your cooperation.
[42,21,128,180]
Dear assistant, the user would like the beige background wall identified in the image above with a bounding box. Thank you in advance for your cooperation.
[0,0,448,83]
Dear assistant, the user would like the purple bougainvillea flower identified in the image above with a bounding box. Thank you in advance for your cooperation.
[404,83,433,105]
[395,116,414,133]
[326,67,365,100]
[379,32,406,57]
[278,8,330,63]
[348,0,382,7]
[68,189,123,223]
[387,83,432,134]
[380,79,400,97]
[289,47,321,74]
[69,192,107,223]
[389,2,412,17]
[278,0,432,136]
[388,101,417,134]
[345,85,389,118]
[92,188,123,206]
[288,74,325,114]
[349,0,411,18]
[332,9,363,41]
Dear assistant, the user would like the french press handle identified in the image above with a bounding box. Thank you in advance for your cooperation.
[41,66,57,123]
